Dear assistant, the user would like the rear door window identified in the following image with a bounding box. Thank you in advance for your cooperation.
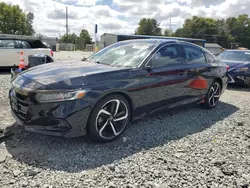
[15,40,23,49]
[150,44,183,68]
[183,45,206,64]
[22,41,31,49]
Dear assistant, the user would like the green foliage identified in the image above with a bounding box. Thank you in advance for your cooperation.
[135,18,162,36]
[174,15,250,49]
[79,29,92,44]
[0,2,35,35]
[60,29,92,50]
[61,33,78,44]
[164,29,173,37]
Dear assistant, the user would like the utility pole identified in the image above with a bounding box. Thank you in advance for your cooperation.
[66,6,68,50]
[169,16,172,31]
[95,24,98,52]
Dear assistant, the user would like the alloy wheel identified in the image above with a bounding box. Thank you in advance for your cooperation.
[208,83,221,107]
[95,99,129,139]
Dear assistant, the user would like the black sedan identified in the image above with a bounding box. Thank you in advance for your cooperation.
[9,39,228,142]
[217,50,250,87]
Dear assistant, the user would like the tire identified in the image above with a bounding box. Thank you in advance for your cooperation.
[204,81,221,109]
[245,76,250,88]
[87,95,131,142]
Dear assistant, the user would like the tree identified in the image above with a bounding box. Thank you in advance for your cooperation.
[77,29,92,49]
[175,28,192,37]
[164,29,173,37]
[61,33,78,44]
[173,15,250,49]
[135,18,162,36]
[26,12,35,35]
[0,2,35,35]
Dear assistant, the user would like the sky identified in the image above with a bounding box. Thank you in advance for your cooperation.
[1,0,250,39]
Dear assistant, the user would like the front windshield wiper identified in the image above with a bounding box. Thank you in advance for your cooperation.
[94,61,113,66]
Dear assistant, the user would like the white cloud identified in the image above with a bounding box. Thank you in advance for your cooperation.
[53,0,99,6]
[1,0,250,38]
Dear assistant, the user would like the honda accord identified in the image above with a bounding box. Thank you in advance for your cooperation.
[9,39,228,142]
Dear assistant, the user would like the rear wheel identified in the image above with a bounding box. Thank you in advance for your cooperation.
[87,95,130,142]
[204,81,221,108]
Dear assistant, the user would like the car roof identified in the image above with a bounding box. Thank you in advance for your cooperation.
[119,39,179,45]
[224,49,250,52]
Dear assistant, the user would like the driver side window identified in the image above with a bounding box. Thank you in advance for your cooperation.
[149,44,182,68]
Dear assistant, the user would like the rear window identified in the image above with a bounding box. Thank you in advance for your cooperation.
[217,51,250,61]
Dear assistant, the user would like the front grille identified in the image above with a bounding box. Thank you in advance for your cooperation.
[10,90,30,123]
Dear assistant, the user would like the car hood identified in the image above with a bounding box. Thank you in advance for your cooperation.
[15,60,129,90]
[221,60,250,68]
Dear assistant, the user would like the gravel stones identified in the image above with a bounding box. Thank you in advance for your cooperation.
[0,74,250,187]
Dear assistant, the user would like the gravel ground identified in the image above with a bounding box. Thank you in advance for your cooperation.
[0,72,250,188]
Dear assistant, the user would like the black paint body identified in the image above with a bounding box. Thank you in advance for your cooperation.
[9,40,228,138]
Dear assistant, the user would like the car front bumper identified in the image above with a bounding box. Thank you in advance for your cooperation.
[10,90,92,138]
[228,71,250,85]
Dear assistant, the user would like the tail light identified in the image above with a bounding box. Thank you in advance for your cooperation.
[50,49,54,57]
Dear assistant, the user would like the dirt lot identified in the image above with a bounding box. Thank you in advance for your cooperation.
[0,73,250,188]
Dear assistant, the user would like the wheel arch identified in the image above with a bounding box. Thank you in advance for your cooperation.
[213,77,223,89]
[89,90,135,123]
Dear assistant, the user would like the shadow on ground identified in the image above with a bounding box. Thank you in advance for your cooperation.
[5,102,238,173]
[227,84,250,92]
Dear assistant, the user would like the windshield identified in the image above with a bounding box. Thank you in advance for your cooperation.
[87,41,157,67]
[217,51,250,61]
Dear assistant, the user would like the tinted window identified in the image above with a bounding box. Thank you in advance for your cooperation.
[87,41,157,67]
[217,51,250,61]
[22,41,31,48]
[150,44,182,68]
[16,40,23,49]
[0,40,15,49]
[184,45,206,64]
[204,51,216,64]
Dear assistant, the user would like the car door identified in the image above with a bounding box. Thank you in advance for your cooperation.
[20,40,33,64]
[138,43,197,114]
[0,39,20,67]
[182,44,212,97]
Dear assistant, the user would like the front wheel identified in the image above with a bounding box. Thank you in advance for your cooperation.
[87,95,130,142]
[204,81,221,108]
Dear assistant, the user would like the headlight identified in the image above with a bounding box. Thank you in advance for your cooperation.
[35,89,89,103]
[234,67,249,72]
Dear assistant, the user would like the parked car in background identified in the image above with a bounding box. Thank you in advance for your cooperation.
[9,39,228,142]
[0,38,54,68]
[217,50,250,87]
